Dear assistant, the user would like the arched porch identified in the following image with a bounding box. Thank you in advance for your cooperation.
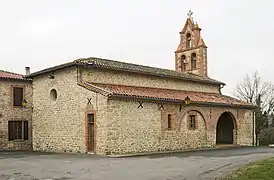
[216,112,237,145]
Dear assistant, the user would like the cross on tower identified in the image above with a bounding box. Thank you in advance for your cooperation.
[187,10,193,19]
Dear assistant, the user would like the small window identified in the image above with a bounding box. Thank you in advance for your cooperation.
[186,33,191,48]
[167,114,172,129]
[50,89,57,101]
[88,114,94,124]
[189,115,196,130]
[13,87,23,107]
[181,55,186,71]
[8,121,28,141]
[191,53,197,69]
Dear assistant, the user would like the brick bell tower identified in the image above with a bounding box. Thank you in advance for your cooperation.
[175,10,208,77]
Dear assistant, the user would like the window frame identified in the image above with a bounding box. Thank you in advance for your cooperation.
[188,111,198,130]
[8,120,29,141]
[191,53,197,70]
[11,85,25,108]
[181,55,186,71]
[167,114,172,130]
[186,33,192,48]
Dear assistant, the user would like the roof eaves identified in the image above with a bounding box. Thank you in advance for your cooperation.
[108,94,256,109]
[25,57,225,86]
[75,58,225,85]
[0,77,31,81]
[78,82,112,96]
[26,62,75,78]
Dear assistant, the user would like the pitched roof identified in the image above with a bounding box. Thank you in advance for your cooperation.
[26,57,225,85]
[0,70,25,80]
[79,82,256,109]
[75,57,224,85]
[198,38,206,47]
[181,18,194,33]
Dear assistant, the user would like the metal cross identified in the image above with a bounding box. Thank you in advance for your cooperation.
[187,10,193,18]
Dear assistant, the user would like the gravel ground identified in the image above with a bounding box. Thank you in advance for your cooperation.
[0,147,274,180]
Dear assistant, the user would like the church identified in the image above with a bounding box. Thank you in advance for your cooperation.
[0,13,256,155]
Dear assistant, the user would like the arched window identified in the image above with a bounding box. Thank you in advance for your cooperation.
[186,33,191,48]
[181,55,186,71]
[191,53,197,69]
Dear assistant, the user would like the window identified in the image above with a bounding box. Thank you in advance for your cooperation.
[13,87,23,107]
[191,53,197,69]
[186,33,191,48]
[181,55,186,71]
[167,114,172,129]
[189,115,196,130]
[8,121,29,141]
[50,89,57,101]
[88,114,94,124]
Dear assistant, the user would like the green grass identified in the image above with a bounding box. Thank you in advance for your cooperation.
[224,157,274,180]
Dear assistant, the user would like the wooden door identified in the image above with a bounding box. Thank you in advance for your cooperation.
[87,114,95,152]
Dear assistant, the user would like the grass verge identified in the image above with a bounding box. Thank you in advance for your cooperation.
[223,157,274,180]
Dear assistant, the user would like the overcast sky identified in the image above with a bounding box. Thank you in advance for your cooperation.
[0,0,273,96]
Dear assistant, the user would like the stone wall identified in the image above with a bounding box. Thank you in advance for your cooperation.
[30,66,253,155]
[0,80,32,150]
[32,67,108,154]
[81,68,220,93]
[105,99,253,155]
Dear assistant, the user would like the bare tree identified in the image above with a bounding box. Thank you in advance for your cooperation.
[233,71,274,112]
[233,71,274,146]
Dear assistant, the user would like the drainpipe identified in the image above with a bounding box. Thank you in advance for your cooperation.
[252,110,255,146]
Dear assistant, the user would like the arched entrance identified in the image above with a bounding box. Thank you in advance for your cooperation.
[216,112,236,144]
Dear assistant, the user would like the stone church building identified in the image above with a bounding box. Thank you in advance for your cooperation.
[0,15,256,155]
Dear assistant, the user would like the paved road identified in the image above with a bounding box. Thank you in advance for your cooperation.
[0,147,274,180]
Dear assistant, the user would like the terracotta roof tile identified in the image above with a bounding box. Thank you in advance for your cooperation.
[79,82,256,108]
[27,57,225,85]
[0,70,24,80]
[75,57,225,85]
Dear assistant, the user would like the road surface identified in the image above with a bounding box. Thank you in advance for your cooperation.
[0,147,274,180]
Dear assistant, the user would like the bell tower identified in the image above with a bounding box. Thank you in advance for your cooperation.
[175,10,208,77]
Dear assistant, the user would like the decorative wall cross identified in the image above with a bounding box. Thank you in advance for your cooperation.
[138,101,144,108]
[87,98,92,105]
[158,104,164,110]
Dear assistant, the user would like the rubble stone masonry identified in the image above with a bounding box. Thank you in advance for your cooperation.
[82,68,220,93]
[32,67,108,154]
[30,67,253,155]
[0,80,32,150]
[105,100,253,155]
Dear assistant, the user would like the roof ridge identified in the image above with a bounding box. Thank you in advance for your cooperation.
[76,57,183,73]
[27,56,225,85]
[75,57,223,83]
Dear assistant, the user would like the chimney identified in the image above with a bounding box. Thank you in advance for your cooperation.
[25,67,30,76]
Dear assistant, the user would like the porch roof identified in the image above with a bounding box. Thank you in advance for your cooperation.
[78,82,257,109]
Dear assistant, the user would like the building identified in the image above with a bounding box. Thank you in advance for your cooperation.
[0,68,32,150]
[1,14,256,155]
